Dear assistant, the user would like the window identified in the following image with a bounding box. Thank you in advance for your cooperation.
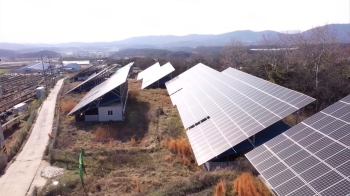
[108,110,113,115]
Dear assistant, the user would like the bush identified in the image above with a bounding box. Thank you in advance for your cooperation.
[233,172,271,196]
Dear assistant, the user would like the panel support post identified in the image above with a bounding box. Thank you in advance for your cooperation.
[295,110,299,125]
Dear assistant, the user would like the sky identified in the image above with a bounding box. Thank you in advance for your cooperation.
[0,0,348,43]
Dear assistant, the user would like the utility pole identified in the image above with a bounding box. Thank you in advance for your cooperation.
[41,55,45,77]
[0,122,7,156]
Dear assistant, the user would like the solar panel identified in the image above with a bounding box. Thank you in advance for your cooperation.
[165,63,315,165]
[136,62,160,80]
[141,62,175,89]
[68,63,133,115]
[246,95,350,196]
[66,65,118,94]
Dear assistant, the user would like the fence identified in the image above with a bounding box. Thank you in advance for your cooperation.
[48,77,64,163]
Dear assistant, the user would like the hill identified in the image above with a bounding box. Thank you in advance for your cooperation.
[16,50,61,58]
[0,49,17,58]
[111,48,192,58]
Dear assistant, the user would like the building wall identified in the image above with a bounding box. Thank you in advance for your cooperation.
[85,115,99,121]
[98,105,123,121]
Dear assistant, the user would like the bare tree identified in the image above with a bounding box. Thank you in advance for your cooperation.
[294,25,340,89]
[219,39,248,70]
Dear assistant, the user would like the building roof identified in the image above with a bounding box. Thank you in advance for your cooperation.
[62,60,90,65]
[141,62,175,89]
[165,63,315,165]
[13,102,26,108]
[18,62,53,71]
[68,62,133,115]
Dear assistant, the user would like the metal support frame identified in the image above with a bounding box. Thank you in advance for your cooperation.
[295,110,300,125]
[74,82,126,115]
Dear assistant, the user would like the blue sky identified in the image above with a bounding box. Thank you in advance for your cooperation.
[0,0,348,43]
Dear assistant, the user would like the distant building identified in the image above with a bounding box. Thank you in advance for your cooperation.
[63,63,81,70]
[13,102,27,113]
[35,87,45,99]
[15,62,56,73]
[62,60,90,66]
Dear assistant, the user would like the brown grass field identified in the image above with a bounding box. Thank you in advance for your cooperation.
[40,78,271,196]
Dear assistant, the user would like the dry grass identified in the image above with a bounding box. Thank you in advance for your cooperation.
[135,178,141,193]
[60,100,77,113]
[93,126,113,141]
[129,137,136,146]
[233,172,271,196]
[215,180,227,196]
[165,138,195,166]
[129,89,140,99]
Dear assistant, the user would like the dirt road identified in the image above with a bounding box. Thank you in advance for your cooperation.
[0,79,64,196]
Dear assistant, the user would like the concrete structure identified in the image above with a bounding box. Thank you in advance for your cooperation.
[35,86,45,99]
[84,102,123,121]
[13,102,27,113]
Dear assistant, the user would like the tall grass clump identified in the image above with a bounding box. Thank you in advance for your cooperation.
[93,126,113,142]
[233,172,271,196]
[60,100,77,113]
[165,138,195,166]
[215,180,226,196]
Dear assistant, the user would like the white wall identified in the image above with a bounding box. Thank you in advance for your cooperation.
[98,105,123,121]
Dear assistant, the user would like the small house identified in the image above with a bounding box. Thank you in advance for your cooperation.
[35,87,45,99]
[13,102,28,113]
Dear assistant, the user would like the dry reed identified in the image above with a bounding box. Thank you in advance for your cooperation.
[233,172,271,196]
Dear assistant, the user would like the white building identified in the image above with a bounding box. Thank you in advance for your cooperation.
[13,102,28,113]
[35,86,45,99]
[68,62,133,122]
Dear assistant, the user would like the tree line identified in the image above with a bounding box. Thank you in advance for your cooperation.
[108,25,350,113]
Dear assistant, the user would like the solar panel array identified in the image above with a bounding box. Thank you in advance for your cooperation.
[136,62,160,80]
[141,62,175,89]
[66,65,117,94]
[68,63,133,115]
[246,95,350,196]
[165,63,315,165]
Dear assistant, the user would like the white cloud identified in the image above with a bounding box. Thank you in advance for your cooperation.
[0,0,348,43]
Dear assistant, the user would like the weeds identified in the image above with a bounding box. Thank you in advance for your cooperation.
[129,137,136,146]
[93,126,113,142]
[60,100,77,113]
[165,138,195,166]
[233,172,271,196]
[135,178,141,193]
[215,180,226,196]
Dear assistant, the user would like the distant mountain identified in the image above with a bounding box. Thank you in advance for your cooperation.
[16,50,61,58]
[111,48,192,59]
[0,49,17,58]
[0,24,349,52]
